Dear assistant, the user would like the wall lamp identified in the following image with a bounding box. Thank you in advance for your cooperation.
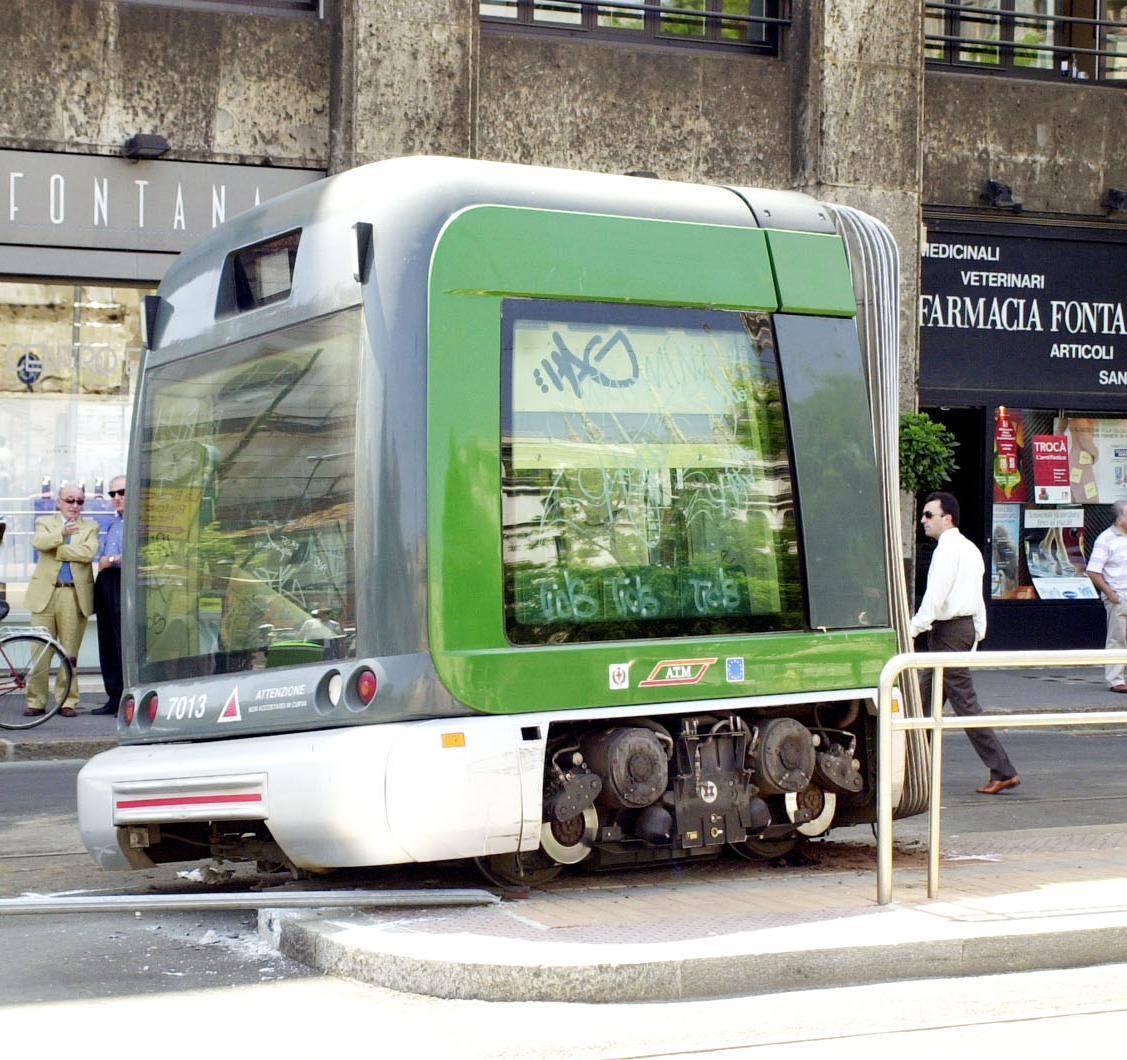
[981,179,1022,213]
[1102,187,1127,214]
[121,133,170,161]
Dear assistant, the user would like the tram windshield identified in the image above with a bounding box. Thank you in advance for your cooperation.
[136,309,361,682]
[501,301,802,644]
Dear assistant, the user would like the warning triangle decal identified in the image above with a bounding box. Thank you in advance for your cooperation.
[217,687,241,724]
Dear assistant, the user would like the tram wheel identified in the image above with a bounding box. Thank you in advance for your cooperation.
[474,849,564,889]
[730,835,804,862]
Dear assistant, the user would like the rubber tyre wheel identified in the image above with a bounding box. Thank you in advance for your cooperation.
[474,850,564,888]
[730,835,804,862]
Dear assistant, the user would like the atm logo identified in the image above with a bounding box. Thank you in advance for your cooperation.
[638,657,718,687]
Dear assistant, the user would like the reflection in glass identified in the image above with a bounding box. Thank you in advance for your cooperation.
[599,0,643,30]
[1106,0,1127,79]
[501,300,801,645]
[0,282,149,619]
[534,0,582,24]
[1012,1,1058,70]
[137,310,360,680]
[957,0,1003,64]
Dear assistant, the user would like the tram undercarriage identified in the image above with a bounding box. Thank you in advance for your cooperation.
[478,701,874,886]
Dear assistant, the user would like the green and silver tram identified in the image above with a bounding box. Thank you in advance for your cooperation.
[78,156,919,882]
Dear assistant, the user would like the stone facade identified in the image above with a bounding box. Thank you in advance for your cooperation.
[0,0,330,166]
[1,0,1125,406]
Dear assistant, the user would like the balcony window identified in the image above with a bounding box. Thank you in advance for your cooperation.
[480,1,788,52]
[926,2,1127,82]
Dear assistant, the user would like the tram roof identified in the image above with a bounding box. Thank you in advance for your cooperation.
[146,155,838,362]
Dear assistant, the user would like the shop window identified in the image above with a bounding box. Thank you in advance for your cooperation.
[988,406,1127,602]
[0,282,152,619]
[925,1,1127,83]
[480,1,786,51]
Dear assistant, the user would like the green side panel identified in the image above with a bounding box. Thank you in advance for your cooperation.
[765,229,858,317]
[433,206,778,308]
[429,204,891,715]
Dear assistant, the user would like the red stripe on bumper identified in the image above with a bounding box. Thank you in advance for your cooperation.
[115,793,262,810]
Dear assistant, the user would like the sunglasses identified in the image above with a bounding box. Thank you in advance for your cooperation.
[109,489,126,498]
[921,510,942,519]
[61,497,85,506]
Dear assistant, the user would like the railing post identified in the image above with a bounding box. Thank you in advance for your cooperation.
[928,664,945,899]
[876,657,898,905]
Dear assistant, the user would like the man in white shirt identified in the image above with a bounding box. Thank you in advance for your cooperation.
[910,492,1020,794]
[1084,499,1127,692]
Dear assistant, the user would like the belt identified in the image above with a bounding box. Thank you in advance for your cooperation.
[54,582,75,589]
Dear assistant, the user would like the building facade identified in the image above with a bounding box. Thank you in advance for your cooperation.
[0,1,1123,649]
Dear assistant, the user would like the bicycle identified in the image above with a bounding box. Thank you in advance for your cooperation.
[0,600,76,730]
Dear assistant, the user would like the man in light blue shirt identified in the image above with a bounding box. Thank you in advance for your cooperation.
[92,475,126,716]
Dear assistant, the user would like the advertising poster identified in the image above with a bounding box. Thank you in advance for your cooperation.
[1021,506,1096,600]
[992,406,1026,501]
[991,503,1022,599]
[1056,416,1127,504]
[1031,434,1071,504]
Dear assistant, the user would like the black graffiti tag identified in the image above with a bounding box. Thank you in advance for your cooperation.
[533,330,640,398]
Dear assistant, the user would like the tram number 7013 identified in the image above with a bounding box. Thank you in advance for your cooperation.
[165,694,208,720]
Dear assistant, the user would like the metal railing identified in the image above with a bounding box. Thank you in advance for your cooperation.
[877,648,1127,905]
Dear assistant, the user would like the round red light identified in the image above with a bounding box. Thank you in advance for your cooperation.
[122,697,136,725]
[356,669,378,704]
[146,695,160,723]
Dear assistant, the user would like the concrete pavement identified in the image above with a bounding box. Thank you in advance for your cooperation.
[260,823,1127,1001]
[0,675,115,761]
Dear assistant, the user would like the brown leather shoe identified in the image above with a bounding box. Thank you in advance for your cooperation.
[22,707,45,717]
[59,706,77,718]
[1112,684,1127,693]
[977,775,1021,795]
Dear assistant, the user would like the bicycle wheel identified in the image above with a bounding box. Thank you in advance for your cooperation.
[0,634,74,730]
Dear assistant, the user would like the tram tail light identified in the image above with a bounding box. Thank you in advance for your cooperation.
[146,695,160,724]
[122,696,136,725]
[356,668,378,705]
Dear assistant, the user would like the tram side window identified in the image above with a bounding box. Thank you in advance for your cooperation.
[500,300,803,645]
[136,310,361,682]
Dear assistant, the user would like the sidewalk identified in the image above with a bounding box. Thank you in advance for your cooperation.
[261,823,1127,1002]
[0,674,117,761]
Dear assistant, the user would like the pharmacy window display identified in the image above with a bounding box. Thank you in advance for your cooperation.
[990,406,1127,601]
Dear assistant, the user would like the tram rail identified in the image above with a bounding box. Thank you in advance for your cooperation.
[0,887,499,916]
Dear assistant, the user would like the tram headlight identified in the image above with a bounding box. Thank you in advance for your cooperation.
[327,672,343,706]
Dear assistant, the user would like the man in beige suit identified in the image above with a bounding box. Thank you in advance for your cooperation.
[25,484,98,717]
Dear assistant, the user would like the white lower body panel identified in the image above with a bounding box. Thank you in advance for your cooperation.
[78,717,541,871]
[78,688,905,871]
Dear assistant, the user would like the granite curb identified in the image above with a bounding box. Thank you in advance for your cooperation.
[258,886,1127,1003]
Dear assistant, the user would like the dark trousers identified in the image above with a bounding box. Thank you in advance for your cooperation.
[94,567,123,709]
[918,616,1017,781]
